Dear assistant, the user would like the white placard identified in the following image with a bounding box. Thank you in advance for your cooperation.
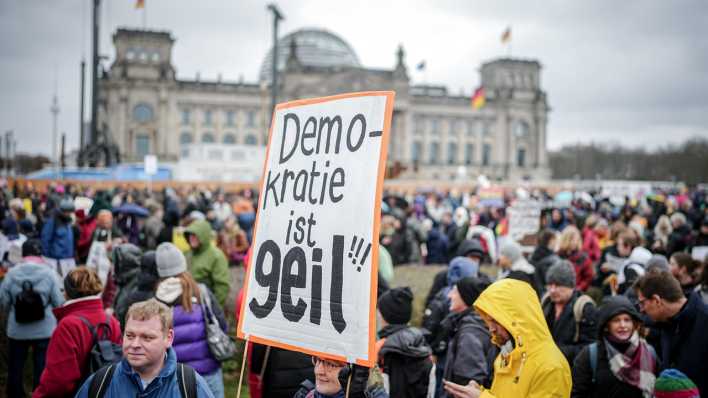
[237,92,394,366]
[508,199,543,240]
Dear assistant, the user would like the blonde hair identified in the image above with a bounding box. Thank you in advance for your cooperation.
[558,225,582,253]
[125,298,173,333]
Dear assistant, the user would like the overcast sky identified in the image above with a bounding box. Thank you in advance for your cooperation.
[1,0,707,157]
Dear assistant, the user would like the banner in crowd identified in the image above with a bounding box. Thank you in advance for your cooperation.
[237,91,395,366]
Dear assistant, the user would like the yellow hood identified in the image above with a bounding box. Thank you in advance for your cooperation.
[473,279,572,398]
[474,278,551,348]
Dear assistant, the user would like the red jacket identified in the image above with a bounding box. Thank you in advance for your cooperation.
[560,250,594,292]
[582,227,601,265]
[33,296,122,398]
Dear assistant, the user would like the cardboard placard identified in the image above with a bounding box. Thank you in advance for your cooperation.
[237,91,395,366]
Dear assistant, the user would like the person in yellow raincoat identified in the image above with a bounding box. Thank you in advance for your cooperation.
[443,278,571,398]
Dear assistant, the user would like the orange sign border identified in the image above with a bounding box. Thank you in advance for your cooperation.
[236,91,395,367]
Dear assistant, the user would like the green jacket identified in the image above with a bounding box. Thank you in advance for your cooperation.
[185,220,231,306]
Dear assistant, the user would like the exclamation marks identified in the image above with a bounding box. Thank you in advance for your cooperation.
[348,235,372,272]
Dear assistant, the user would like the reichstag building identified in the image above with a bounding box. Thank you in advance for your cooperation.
[99,28,550,181]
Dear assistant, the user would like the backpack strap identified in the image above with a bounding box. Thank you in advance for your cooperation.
[177,363,198,398]
[588,342,598,384]
[573,295,595,342]
[88,364,116,398]
[78,316,100,344]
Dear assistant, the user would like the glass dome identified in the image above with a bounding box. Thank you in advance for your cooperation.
[259,28,362,82]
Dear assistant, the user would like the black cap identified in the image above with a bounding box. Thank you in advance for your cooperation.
[377,286,413,325]
[456,276,489,306]
[22,239,43,258]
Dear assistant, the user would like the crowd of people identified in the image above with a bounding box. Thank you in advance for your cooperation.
[0,179,706,397]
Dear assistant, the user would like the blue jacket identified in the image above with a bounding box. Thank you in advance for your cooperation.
[75,347,214,398]
[0,258,65,339]
[40,216,75,259]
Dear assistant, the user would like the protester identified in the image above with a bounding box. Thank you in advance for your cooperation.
[558,225,594,292]
[443,276,495,391]
[40,198,77,277]
[294,358,387,398]
[571,295,657,398]
[542,260,598,365]
[74,298,215,397]
[155,242,227,398]
[615,247,652,296]
[653,369,701,398]
[529,228,559,287]
[117,250,159,325]
[184,219,231,306]
[443,278,572,398]
[497,240,540,294]
[0,239,64,398]
[669,252,703,297]
[376,286,434,398]
[582,215,602,265]
[667,213,694,256]
[111,243,143,328]
[33,266,122,397]
[635,271,708,395]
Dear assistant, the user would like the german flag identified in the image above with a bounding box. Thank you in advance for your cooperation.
[471,87,486,110]
[501,27,511,44]
[135,0,145,9]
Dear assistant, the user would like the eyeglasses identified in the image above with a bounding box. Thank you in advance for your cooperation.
[312,357,346,371]
[637,296,651,310]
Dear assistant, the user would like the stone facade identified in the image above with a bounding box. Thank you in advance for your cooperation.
[99,28,550,181]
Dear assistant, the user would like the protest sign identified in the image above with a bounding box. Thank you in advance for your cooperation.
[508,199,543,241]
[237,91,395,366]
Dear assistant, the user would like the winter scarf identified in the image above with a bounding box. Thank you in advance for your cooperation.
[156,277,183,304]
[604,331,656,398]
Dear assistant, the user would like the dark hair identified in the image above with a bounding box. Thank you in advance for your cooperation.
[537,229,556,249]
[634,271,684,303]
[671,252,703,279]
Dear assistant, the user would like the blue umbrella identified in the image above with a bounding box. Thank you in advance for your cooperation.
[113,203,149,218]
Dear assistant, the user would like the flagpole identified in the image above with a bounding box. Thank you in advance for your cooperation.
[142,4,147,29]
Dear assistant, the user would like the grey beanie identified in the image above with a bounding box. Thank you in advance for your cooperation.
[500,240,523,263]
[156,242,187,278]
[646,254,670,273]
[546,260,576,288]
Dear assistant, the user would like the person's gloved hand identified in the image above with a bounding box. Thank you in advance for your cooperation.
[338,363,370,396]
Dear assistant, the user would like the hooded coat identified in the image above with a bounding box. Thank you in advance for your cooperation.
[185,220,231,306]
[473,279,572,398]
[376,324,434,398]
[541,290,598,365]
[571,296,655,398]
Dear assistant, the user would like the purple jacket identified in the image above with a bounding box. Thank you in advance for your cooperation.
[172,303,220,375]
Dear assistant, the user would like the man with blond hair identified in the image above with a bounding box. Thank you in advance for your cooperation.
[75,299,214,397]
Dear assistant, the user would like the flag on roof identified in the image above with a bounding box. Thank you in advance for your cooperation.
[471,87,486,110]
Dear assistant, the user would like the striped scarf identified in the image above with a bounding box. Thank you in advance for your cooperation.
[604,331,656,398]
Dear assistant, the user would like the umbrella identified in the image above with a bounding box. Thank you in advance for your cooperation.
[383,195,409,210]
[113,203,149,218]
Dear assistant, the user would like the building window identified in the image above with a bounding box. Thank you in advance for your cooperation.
[204,110,213,126]
[414,116,424,134]
[132,103,154,123]
[429,142,440,165]
[126,48,136,61]
[482,143,491,166]
[517,148,526,167]
[135,134,150,157]
[223,134,236,144]
[465,143,474,165]
[226,111,236,127]
[447,142,457,165]
[513,120,530,138]
[430,118,440,135]
[181,109,190,125]
[411,141,422,163]
[482,121,493,137]
[151,52,160,62]
[179,132,193,145]
[202,133,215,143]
[456,119,466,133]
[247,110,256,127]
[245,134,258,145]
